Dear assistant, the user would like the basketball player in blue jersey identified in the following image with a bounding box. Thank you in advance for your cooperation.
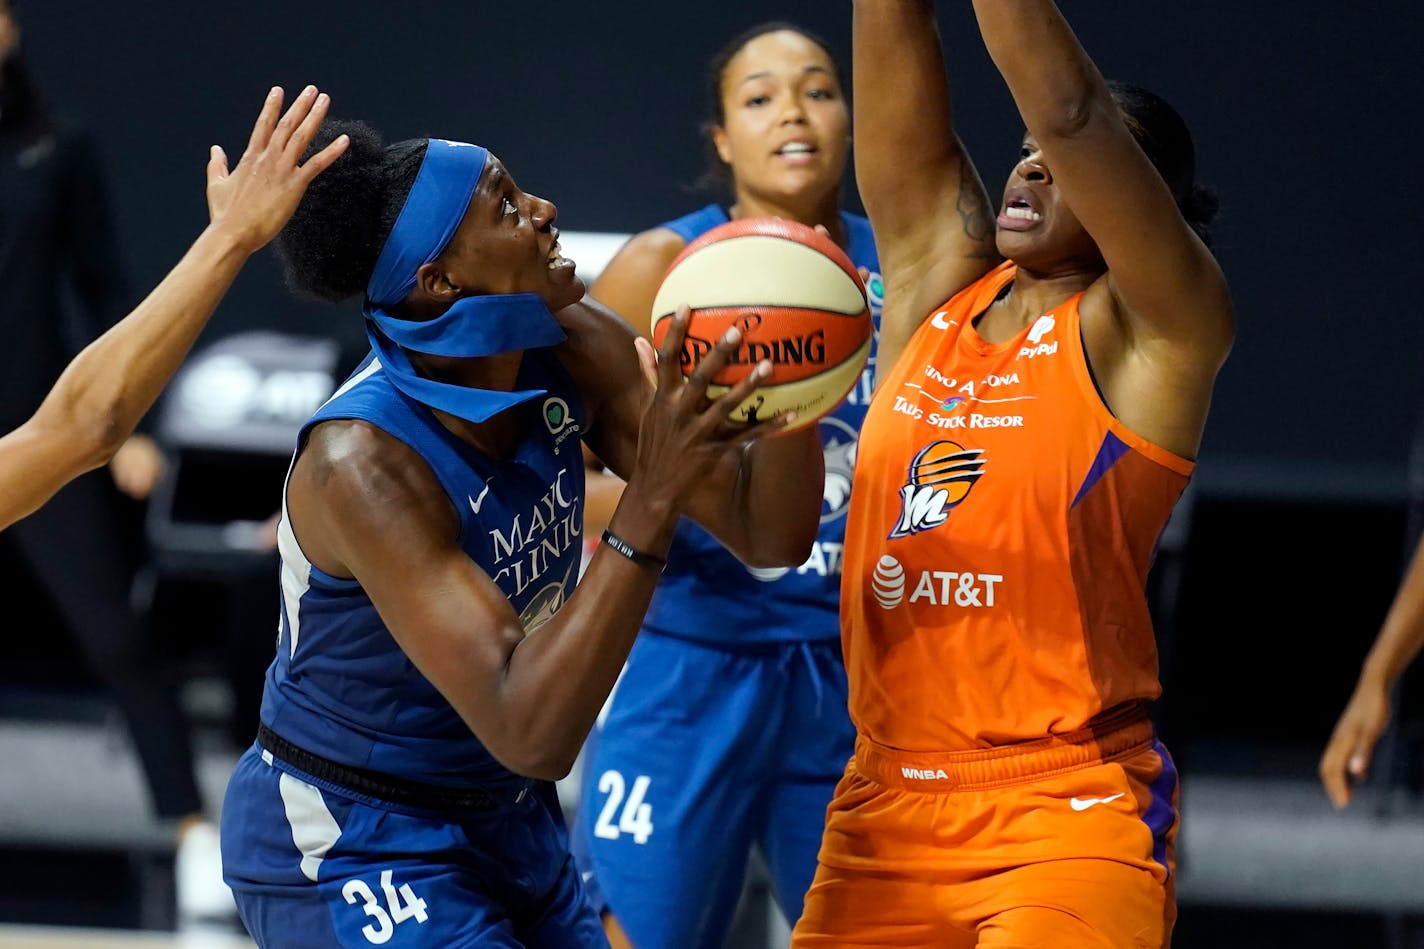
[572,23,880,949]
[0,86,346,532]
[216,114,825,949]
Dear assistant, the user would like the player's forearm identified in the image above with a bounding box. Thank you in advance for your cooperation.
[1360,541,1424,688]
[36,223,253,462]
[971,0,1110,141]
[852,0,964,225]
[494,541,668,779]
[736,428,823,566]
[581,468,627,538]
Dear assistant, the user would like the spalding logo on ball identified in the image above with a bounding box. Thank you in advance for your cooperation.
[650,218,873,433]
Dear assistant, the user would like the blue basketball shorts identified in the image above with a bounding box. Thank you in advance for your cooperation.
[221,744,609,948]
[570,632,854,949]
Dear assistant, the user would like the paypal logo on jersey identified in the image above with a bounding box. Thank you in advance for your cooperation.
[1018,313,1059,360]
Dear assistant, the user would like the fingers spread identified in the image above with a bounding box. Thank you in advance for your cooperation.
[245,86,284,158]
[301,132,349,184]
[633,336,659,391]
[206,145,228,187]
[708,359,769,419]
[684,324,741,401]
[270,84,319,157]
[656,305,693,391]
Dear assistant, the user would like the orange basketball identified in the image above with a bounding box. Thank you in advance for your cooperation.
[649,217,872,432]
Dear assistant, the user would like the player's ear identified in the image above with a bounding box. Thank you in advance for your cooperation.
[709,125,733,166]
[416,261,460,302]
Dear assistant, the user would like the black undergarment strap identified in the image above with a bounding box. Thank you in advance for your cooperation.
[257,724,516,812]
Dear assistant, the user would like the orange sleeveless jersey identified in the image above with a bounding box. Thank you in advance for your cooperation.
[842,262,1194,751]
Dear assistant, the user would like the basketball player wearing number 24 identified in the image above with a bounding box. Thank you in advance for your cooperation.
[570,24,880,949]
[791,2,1233,948]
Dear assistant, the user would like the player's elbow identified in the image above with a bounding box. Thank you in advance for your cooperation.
[35,401,126,473]
[1037,76,1109,143]
[740,516,818,570]
[496,737,578,782]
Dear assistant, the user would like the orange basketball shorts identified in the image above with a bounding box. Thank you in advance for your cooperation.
[791,711,1179,949]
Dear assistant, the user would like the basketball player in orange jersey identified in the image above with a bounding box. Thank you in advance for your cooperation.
[791,2,1234,946]
[0,85,348,532]
[569,23,880,949]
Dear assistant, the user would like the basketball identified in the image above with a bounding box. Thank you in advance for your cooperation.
[649,217,873,433]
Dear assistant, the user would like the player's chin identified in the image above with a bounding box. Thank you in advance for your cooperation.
[546,269,585,310]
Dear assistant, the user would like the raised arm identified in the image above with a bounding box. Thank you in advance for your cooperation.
[1320,536,1424,808]
[970,1,1233,366]
[853,0,998,374]
[0,86,349,531]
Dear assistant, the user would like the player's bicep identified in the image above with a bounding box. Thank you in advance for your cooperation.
[557,299,649,487]
[288,425,527,725]
[1040,110,1232,361]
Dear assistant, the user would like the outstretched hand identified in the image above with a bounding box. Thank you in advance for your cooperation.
[205,85,349,254]
[1319,681,1392,809]
[629,305,791,509]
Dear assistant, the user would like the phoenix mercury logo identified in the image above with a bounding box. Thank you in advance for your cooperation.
[890,440,986,538]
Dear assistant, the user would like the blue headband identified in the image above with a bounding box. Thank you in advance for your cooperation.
[363,138,568,424]
[367,138,487,308]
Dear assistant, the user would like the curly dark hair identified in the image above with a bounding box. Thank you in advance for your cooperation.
[275,119,428,303]
[1108,81,1220,248]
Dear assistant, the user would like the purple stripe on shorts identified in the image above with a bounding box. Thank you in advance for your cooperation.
[1141,738,1179,877]
[1071,431,1131,509]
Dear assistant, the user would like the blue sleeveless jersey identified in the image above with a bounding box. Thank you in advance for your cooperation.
[647,204,881,644]
[260,349,587,786]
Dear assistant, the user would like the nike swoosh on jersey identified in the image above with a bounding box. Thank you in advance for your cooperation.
[469,483,491,514]
[1069,792,1126,812]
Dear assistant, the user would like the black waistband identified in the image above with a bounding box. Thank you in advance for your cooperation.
[256,724,527,812]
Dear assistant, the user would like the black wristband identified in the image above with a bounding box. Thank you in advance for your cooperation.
[601,529,667,570]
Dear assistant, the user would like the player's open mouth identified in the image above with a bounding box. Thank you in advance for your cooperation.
[776,142,816,154]
[546,233,572,270]
[1002,199,1041,223]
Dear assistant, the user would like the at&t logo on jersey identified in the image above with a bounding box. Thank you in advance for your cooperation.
[871,554,1004,610]
[890,440,986,538]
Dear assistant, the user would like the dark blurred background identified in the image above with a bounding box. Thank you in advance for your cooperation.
[2,1,1422,946]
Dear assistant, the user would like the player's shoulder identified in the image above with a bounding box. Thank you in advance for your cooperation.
[657,202,730,242]
[554,296,640,384]
[611,225,688,271]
